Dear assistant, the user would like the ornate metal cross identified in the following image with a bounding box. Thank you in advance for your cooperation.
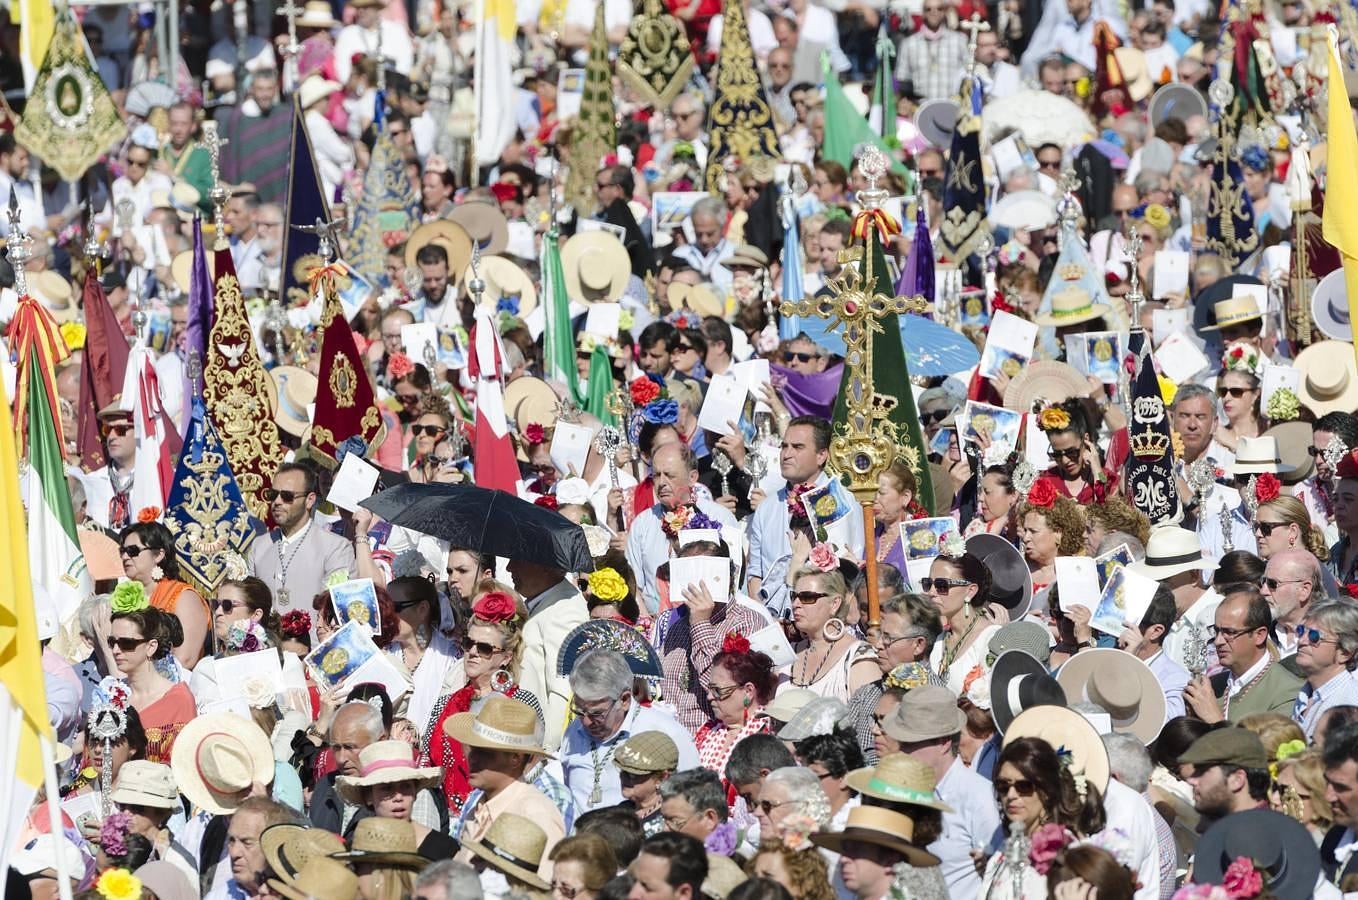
[277,0,304,86]
[6,192,33,296]
[200,121,231,247]
[292,216,347,264]
[960,15,990,76]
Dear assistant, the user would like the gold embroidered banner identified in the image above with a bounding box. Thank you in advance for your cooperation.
[15,7,126,182]
[703,0,780,193]
[309,267,384,464]
[617,0,694,110]
[565,1,617,215]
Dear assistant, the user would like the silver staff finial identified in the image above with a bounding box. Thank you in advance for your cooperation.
[6,192,34,297]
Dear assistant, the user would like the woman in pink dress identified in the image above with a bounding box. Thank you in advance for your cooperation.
[108,584,196,764]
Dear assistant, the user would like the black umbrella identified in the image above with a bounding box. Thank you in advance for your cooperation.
[359,483,595,572]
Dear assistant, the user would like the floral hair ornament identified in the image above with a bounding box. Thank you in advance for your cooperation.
[533,494,559,510]
[95,869,142,900]
[280,609,311,639]
[473,591,518,624]
[523,422,546,445]
[587,567,629,603]
[1254,472,1281,505]
[884,662,931,692]
[110,581,150,615]
[630,375,662,406]
[808,541,838,573]
[386,352,415,381]
[1142,203,1171,230]
[1025,479,1058,509]
[721,633,751,656]
[1037,406,1071,432]
[1055,745,1089,799]
[1221,341,1264,378]
[225,619,270,653]
[940,530,967,558]
[777,812,821,852]
[100,810,133,859]
[60,320,87,351]
[1222,856,1264,900]
[1028,822,1075,874]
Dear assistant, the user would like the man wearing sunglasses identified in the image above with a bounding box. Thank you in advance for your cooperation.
[1292,601,1358,739]
[248,461,355,614]
[1259,548,1323,659]
[82,404,140,531]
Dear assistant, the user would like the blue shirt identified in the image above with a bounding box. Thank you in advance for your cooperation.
[1147,649,1190,720]
[625,499,738,613]
[932,757,1003,900]
[1295,669,1358,739]
[558,700,700,814]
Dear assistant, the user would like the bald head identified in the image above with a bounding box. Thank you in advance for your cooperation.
[1263,549,1323,629]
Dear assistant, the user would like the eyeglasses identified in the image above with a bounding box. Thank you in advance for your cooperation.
[106,636,149,652]
[101,423,133,437]
[1048,446,1082,461]
[1260,575,1304,590]
[120,544,152,558]
[212,597,240,613]
[706,683,741,701]
[993,778,1038,797]
[596,181,615,190]
[396,393,422,406]
[262,488,309,503]
[571,697,621,721]
[410,424,447,437]
[919,577,971,594]
[879,628,926,648]
[769,61,791,69]
[783,351,818,364]
[791,590,830,604]
[664,813,693,830]
[756,798,796,815]
[1216,386,1253,398]
[1255,522,1287,536]
[552,882,585,899]
[1207,624,1260,641]
[1296,624,1338,647]
[460,637,504,656]
[919,409,951,425]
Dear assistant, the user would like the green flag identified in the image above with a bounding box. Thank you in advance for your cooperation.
[822,55,906,176]
[542,231,584,406]
[869,26,897,145]
[583,344,618,427]
[829,230,933,511]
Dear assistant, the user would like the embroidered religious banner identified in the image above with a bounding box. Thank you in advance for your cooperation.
[617,0,694,110]
[310,263,385,464]
[703,0,780,193]
[565,1,618,215]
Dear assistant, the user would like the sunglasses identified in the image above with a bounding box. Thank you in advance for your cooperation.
[120,544,152,558]
[1047,446,1082,461]
[396,393,422,406]
[673,344,696,353]
[1295,623,1338,646]
[460,637,504,656]
[919,577,971,594]
[410,424,447,438]
[212,597,241,613]
[783,351,818,364]
[262,488,309,503]
[791,590,830,603]
[1038,159,1062,170]
[1217,386,1253,398]
[1260,575,1304,591]
[1255,522,1286,536]
[102,423,133,437]
[756,798,796,815]
[994,778,1038,797]
[106,636,149,652]
[920,409,951,425]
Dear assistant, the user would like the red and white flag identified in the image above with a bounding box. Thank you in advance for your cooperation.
[121,343,174,517]
[468,307,519,494]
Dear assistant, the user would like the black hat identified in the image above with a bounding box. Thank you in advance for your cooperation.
[967,532,1032,618]
[1192,810,1319,900]
[990,649,1065,734]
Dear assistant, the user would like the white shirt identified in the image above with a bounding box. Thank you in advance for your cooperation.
[1101,779,1162,900]
[558,700,699,812]
[1162,588,1222,675]
[1227,651,1271,697]
[333,21,415,84]
[303,109,354,202]
[111,172,172,227]
[705,9,779,60]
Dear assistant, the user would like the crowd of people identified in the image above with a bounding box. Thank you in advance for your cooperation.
[3,0,1358,896]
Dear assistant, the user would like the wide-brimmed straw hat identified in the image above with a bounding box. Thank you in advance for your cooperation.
[1002,704,1111,795]
[810,806,941,867]
[1200,295,1263,331]
[562,231,630,304]
[268,857,359,900]
[1127,526,1215,581]
[330,817,428,870]
[448,201,510,256]
[404,219,472,275]
[170,713,275,814]
[845,752,954,812]
[1056,648,1167,744]
[468,255,538,318]
[297,75,341,111]
[296,0,340,28]
[335,740,442,805]
[1295,340,1358,417]
[462,812,550,890]
[1033,284,1109,328]
[262,824,347,881]
[1003,360,1088,413]
[442,694,553,757]
[270,366,318,438]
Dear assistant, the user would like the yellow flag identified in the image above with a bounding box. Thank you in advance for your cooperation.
[1323,25,1358,367]
[0,361,53,797]
[15,0,54,91]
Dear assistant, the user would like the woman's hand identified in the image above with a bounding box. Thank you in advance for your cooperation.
[683,580,717,622]
[607,488,624,516]
[1054,877,1100,900]
[352,507,374,539]
[790,530,813,573]
[315,684,343,737]
[715,425,747,468]
[1067,604,1093,646]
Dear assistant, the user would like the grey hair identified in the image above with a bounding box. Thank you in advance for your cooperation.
[332,701,384,741]
[78,594,109,641]
[658,768,728,822]
[1097,533,1145,562]
[1172,383,1216,413]
[66,475,86,511]
[691,196,727,223]
[1307,600,1358,669]
[1102,732,1153,793]
[415,860,483,900]
[763,767,831,825]
[569,649,634,701]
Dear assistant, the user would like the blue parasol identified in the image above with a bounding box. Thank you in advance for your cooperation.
[793,309,978,377]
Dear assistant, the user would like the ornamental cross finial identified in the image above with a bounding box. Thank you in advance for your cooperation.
[960,15,990,76]
[201,121,231,248]
[292,217,346,263]
[1124,226,1145,319]
[6,191,33,296]
[277,0,304,84]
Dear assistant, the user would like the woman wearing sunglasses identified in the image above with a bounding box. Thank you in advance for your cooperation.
[108,586,197,764]
[1214,343,1266,454]
[694,636,777,787]
[406,394,459,480]
[1031,401,1121,506]
[188,576,309,712]
[386,575,463,747]
[119,521,210,669]
[786,561,880,702]
[923,546,1001,696]
[1254,496,1328,563]
[426,589,543,813]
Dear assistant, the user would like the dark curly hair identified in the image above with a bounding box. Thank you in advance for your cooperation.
[1047,845,1136,900]
[996,737,1106,837]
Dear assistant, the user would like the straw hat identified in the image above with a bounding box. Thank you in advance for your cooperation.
[1114,47,1154,102]
[1228,435,1296,476]
[1033,283,1109,328]
[297,75,341,111]
[467,255,538,318]
[810,806,941,867]
[704,854,748,899]
[667,282,723,318]
[614,731,680,775]
[31,271,77,323]
[461,812,550,890]
[562,231,631,304]
[1295,340,1358,417]
[990,650,1066,734]
[1002,704,1111,794]
[845,752,954,812]
[1003,360,1088,412]
[405,219,473,275]
[330,817,428,870]
[504,375,560,433]
[764,688,818,722]
[442,694,553,757]
[1127,526,1215,581]
[1056,648,1167,744]
[1264,421,1314,485]
[171,250,216,295]
[271,366,318,438]
[268,857,359,900]
[722,244,769,270]
[170,713,275,814]
[448,201,509,256]
[1200,295,1263,331]
[261,824,347,881]
[110,761,179,809]
[336,740,442,805]
[170,180,202,214]
[296,0,340,28]
[79,529,124,581]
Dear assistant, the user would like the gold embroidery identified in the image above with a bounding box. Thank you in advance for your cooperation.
[349,130,419,282]
[329,354,358,408]
[165,442,256,591]
[703,0,780,192]
[310,268,386,463]
[203,252,285,520]
[617,0,695,110]
[565,2,617,215]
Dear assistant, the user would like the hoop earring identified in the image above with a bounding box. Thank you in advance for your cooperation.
[822,618,846,642]
[490,669,514,693]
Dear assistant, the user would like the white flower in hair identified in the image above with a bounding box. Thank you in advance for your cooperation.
[966,668,993,711]
[941,530,967,559]
[242,677,276,710]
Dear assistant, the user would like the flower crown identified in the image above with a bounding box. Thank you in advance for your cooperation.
[587,567,629,603]
[110,581,150,615]
[280,609,312,640]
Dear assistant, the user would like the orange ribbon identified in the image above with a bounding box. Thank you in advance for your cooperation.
[852,208,901,243]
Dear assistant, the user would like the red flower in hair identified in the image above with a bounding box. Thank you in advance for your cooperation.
[1254,473,1281,504]
[524,423,546,445]
[631,377,661,406]
[280,610,311,639]
[490,181,518,205]
[387,352,415,380]
[137,506,161,523]
[721,633,751,656]
[1026,479,1058,509]
[1222,857,1263,899]
[534,494,558,510]
[1345,584,1358,599]
[1230,347,1245,360]
[473,592,518,623]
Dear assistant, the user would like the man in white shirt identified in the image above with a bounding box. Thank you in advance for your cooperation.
[0,135,44,238]
[111,141,172,228]
[1293,601,1358,739]
[412,242,465,332]
[672,197,732,292]
[225,189,265,293]
[507,556,591,751]
[1130,527,1220,674]
[333,0,415,85]
[248,461,356,615]
[558,649,698,814]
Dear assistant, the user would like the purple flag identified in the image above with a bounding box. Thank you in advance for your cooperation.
[770,361,845,420]
[897,204,935,304]
[182,217,215,431]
